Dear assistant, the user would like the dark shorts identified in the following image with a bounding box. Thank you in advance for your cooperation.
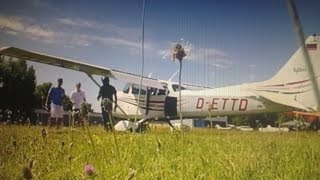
[101,99,113,112]
[101,107,110,122]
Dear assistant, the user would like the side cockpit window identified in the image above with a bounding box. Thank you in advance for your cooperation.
[123,83,170,96]
[149,87,158,95]
[132,85,146,95]
[157,85,169,95]
[157,89,166,95]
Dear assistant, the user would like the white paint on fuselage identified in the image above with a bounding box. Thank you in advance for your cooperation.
[173,84,288,117]
[113,82,290,120]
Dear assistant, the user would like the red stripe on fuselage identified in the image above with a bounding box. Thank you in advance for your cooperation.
[263,79,310,87]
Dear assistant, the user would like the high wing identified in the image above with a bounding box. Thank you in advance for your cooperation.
[182,83,213,90]
[0,47,164,89]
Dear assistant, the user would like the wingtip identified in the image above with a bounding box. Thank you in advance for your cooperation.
[0,46,9,51]
[0,46,17,53]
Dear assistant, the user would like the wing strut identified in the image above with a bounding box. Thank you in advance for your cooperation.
[86,73,101,88]
[86,73,130,118]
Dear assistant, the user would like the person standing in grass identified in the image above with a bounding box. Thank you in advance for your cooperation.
[70,82,86,126]
[97,77,117,131]
[46,78,65,129]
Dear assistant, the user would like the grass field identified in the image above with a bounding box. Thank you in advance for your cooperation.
[1,125,320,179]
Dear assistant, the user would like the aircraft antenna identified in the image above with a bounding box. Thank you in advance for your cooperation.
[168,70,179,81]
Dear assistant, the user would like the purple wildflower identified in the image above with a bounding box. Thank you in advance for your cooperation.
[84,164,94,176]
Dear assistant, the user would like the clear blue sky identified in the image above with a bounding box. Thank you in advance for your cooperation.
[1,0,319,112]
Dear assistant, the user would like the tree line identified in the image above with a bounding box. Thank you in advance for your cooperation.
[228,113,291,128]
[0,58,89,124]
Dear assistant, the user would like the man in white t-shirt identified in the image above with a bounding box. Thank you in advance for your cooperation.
[70,82,86,126]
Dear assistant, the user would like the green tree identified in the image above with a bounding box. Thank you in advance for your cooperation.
[80,102,94,125]
[230,115,247,126]
[275,112,291,127]
[0,57,37,122]
[80,102,94,118]
[229,112,281,128]
[260,113,278,127]
[35,82,52,109]
[63,96,73,111]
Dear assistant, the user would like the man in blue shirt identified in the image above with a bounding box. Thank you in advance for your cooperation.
[46,78,65,128]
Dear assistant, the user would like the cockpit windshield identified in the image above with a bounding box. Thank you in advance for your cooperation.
[172,84,186,91]
[122,83,131,93]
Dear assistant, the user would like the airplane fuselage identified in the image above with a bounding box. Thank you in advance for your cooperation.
[113,84,291,120]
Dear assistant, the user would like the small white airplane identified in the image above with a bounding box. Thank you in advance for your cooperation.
[237,126,254,131]
[1,35,320,130]
[215,124,232,130]
[258,125,289,132]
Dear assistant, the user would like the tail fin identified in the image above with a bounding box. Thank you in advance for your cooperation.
[254,35,320,111]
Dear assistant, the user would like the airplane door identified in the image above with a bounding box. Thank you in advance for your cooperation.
[148,86,177,118]
[164,96,177,117]
[146,88,151,115]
